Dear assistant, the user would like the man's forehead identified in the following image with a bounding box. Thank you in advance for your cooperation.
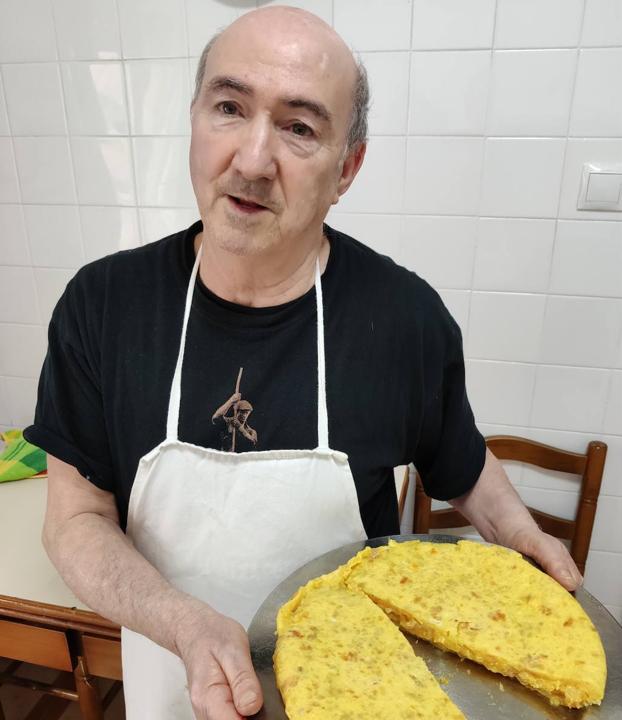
[202,7,356,104]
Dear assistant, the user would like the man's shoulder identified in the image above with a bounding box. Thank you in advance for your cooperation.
[328,224,450,319]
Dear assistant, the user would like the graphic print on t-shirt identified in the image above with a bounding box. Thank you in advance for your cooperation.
[212,367,258,451]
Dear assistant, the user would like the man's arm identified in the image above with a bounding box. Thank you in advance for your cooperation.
[449,448,583,591]
[43,454,262,720]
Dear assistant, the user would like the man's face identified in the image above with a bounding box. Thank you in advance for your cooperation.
[189,13,363,256]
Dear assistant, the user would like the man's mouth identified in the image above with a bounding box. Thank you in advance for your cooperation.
[227,195,270,213]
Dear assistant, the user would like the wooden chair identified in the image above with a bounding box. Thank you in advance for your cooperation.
[399,435,607,575]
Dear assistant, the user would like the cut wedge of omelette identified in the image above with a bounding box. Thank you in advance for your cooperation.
[344,540,606,708]
[274,565,466,720]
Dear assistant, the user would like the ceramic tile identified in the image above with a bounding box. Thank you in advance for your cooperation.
[362,52,410,136]
[24,205,84,269]
[480,138,566,218]
[591,496,622,553]
[0,205,29,265]
[516,485,578,522]
[186,0,256,57]
[2,63,66,136]
[133,136,195,208]
[80,206,141,262]
[550,221,622,298]
[3,376,38,427]
[53,0,121,60]
[139,207,199,245]
[582,0,622,47]
[474,218,555,292]
[126,59,191,135]
[437,289,470,338]
[583,550,622,606]
[468,292,546,362]
[0,0,57,63]
[465,359,536,426]
[531,365,610,432]
[337,137,405,214]
[559,139,622,222]
[404,137,484,215]
[603,372,622,435]
[412,0,495,50]
[487,50,575,137]
[62,62,129,136]
[399,215,477,289]
[0,138,20,203]
[13,138,75,205]
[0,324,47,378]
[495,0,583,49]
[0,267,39,323]
[259,0,332,25]
[409,51,490,135]
[117,0,187,59]
[541,297,622,368]
[570,49,622,137]
[334,0,411,51]
[325,212,403,259]
[599,435,622,497]
[71,137,135,207]
[0,74,9,135]
[0,379,11,426]
[34,268,75,326]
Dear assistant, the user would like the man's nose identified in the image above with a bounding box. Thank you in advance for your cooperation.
[231,116,277,181]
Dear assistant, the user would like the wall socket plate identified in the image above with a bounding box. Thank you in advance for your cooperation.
[577,162,622,211]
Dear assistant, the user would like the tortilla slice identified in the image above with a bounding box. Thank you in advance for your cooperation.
[344,539,606,708]
[274,566,466,720]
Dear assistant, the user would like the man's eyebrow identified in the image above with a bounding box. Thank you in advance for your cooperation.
[282,97,332,123]
[207,76,253,95]
[206,76,332,123]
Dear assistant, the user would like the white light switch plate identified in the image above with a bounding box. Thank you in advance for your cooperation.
[577,162,622,211]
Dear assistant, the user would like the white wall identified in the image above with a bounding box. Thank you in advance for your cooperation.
[0,0,621,619]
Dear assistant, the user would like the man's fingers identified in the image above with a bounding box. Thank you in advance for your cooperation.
[520,530,583,591]
[189,660,242,720]
[220,640,263,716]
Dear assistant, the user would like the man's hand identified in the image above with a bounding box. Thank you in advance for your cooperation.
[504,526,583,591]
[175,605,263,720]
[450,448,584,592]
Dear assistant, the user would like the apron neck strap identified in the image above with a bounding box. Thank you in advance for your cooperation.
[166,243,203,441]
[166,242,330,449]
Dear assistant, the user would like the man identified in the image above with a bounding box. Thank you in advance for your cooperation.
[25,7,582,720]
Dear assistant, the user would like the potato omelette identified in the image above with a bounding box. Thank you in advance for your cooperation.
[274,539,606,718]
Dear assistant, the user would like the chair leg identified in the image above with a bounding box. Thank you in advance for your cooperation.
[0,699,5,720]
[74,656,104,720]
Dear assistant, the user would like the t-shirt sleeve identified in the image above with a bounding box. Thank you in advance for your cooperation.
[23,267,114,493]
[412,295,486,501]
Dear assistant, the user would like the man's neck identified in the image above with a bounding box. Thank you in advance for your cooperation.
[193,230,330,308]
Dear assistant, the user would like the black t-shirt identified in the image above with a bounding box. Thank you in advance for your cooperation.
[24,221,485,538]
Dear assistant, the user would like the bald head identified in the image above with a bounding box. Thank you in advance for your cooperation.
[192,6,369,151]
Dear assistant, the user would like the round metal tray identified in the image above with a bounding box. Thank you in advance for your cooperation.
[248,534,622,719]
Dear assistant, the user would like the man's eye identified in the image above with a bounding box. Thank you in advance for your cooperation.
[217,101,238,115]
[290,122,313,137]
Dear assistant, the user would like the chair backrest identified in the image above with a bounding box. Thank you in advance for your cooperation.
[412,435,608,575]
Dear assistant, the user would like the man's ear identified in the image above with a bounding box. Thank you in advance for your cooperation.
[333,142,367,204]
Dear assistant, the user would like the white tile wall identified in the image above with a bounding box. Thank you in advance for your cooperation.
[409,51,490,136]
[2,64,67,136]
[494,0,584,49]
[411,0,496,50]
[52,0,122,61]
[550,220,622,297]
[62,63,128,136]
[486,50,576,137]
[404,138,484,215]
[468,292,546,362]
[570,49,622,137]
[473,218,555,292]
[0,0,621,620]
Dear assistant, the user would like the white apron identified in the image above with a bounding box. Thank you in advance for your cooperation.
[121,242,367,718]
